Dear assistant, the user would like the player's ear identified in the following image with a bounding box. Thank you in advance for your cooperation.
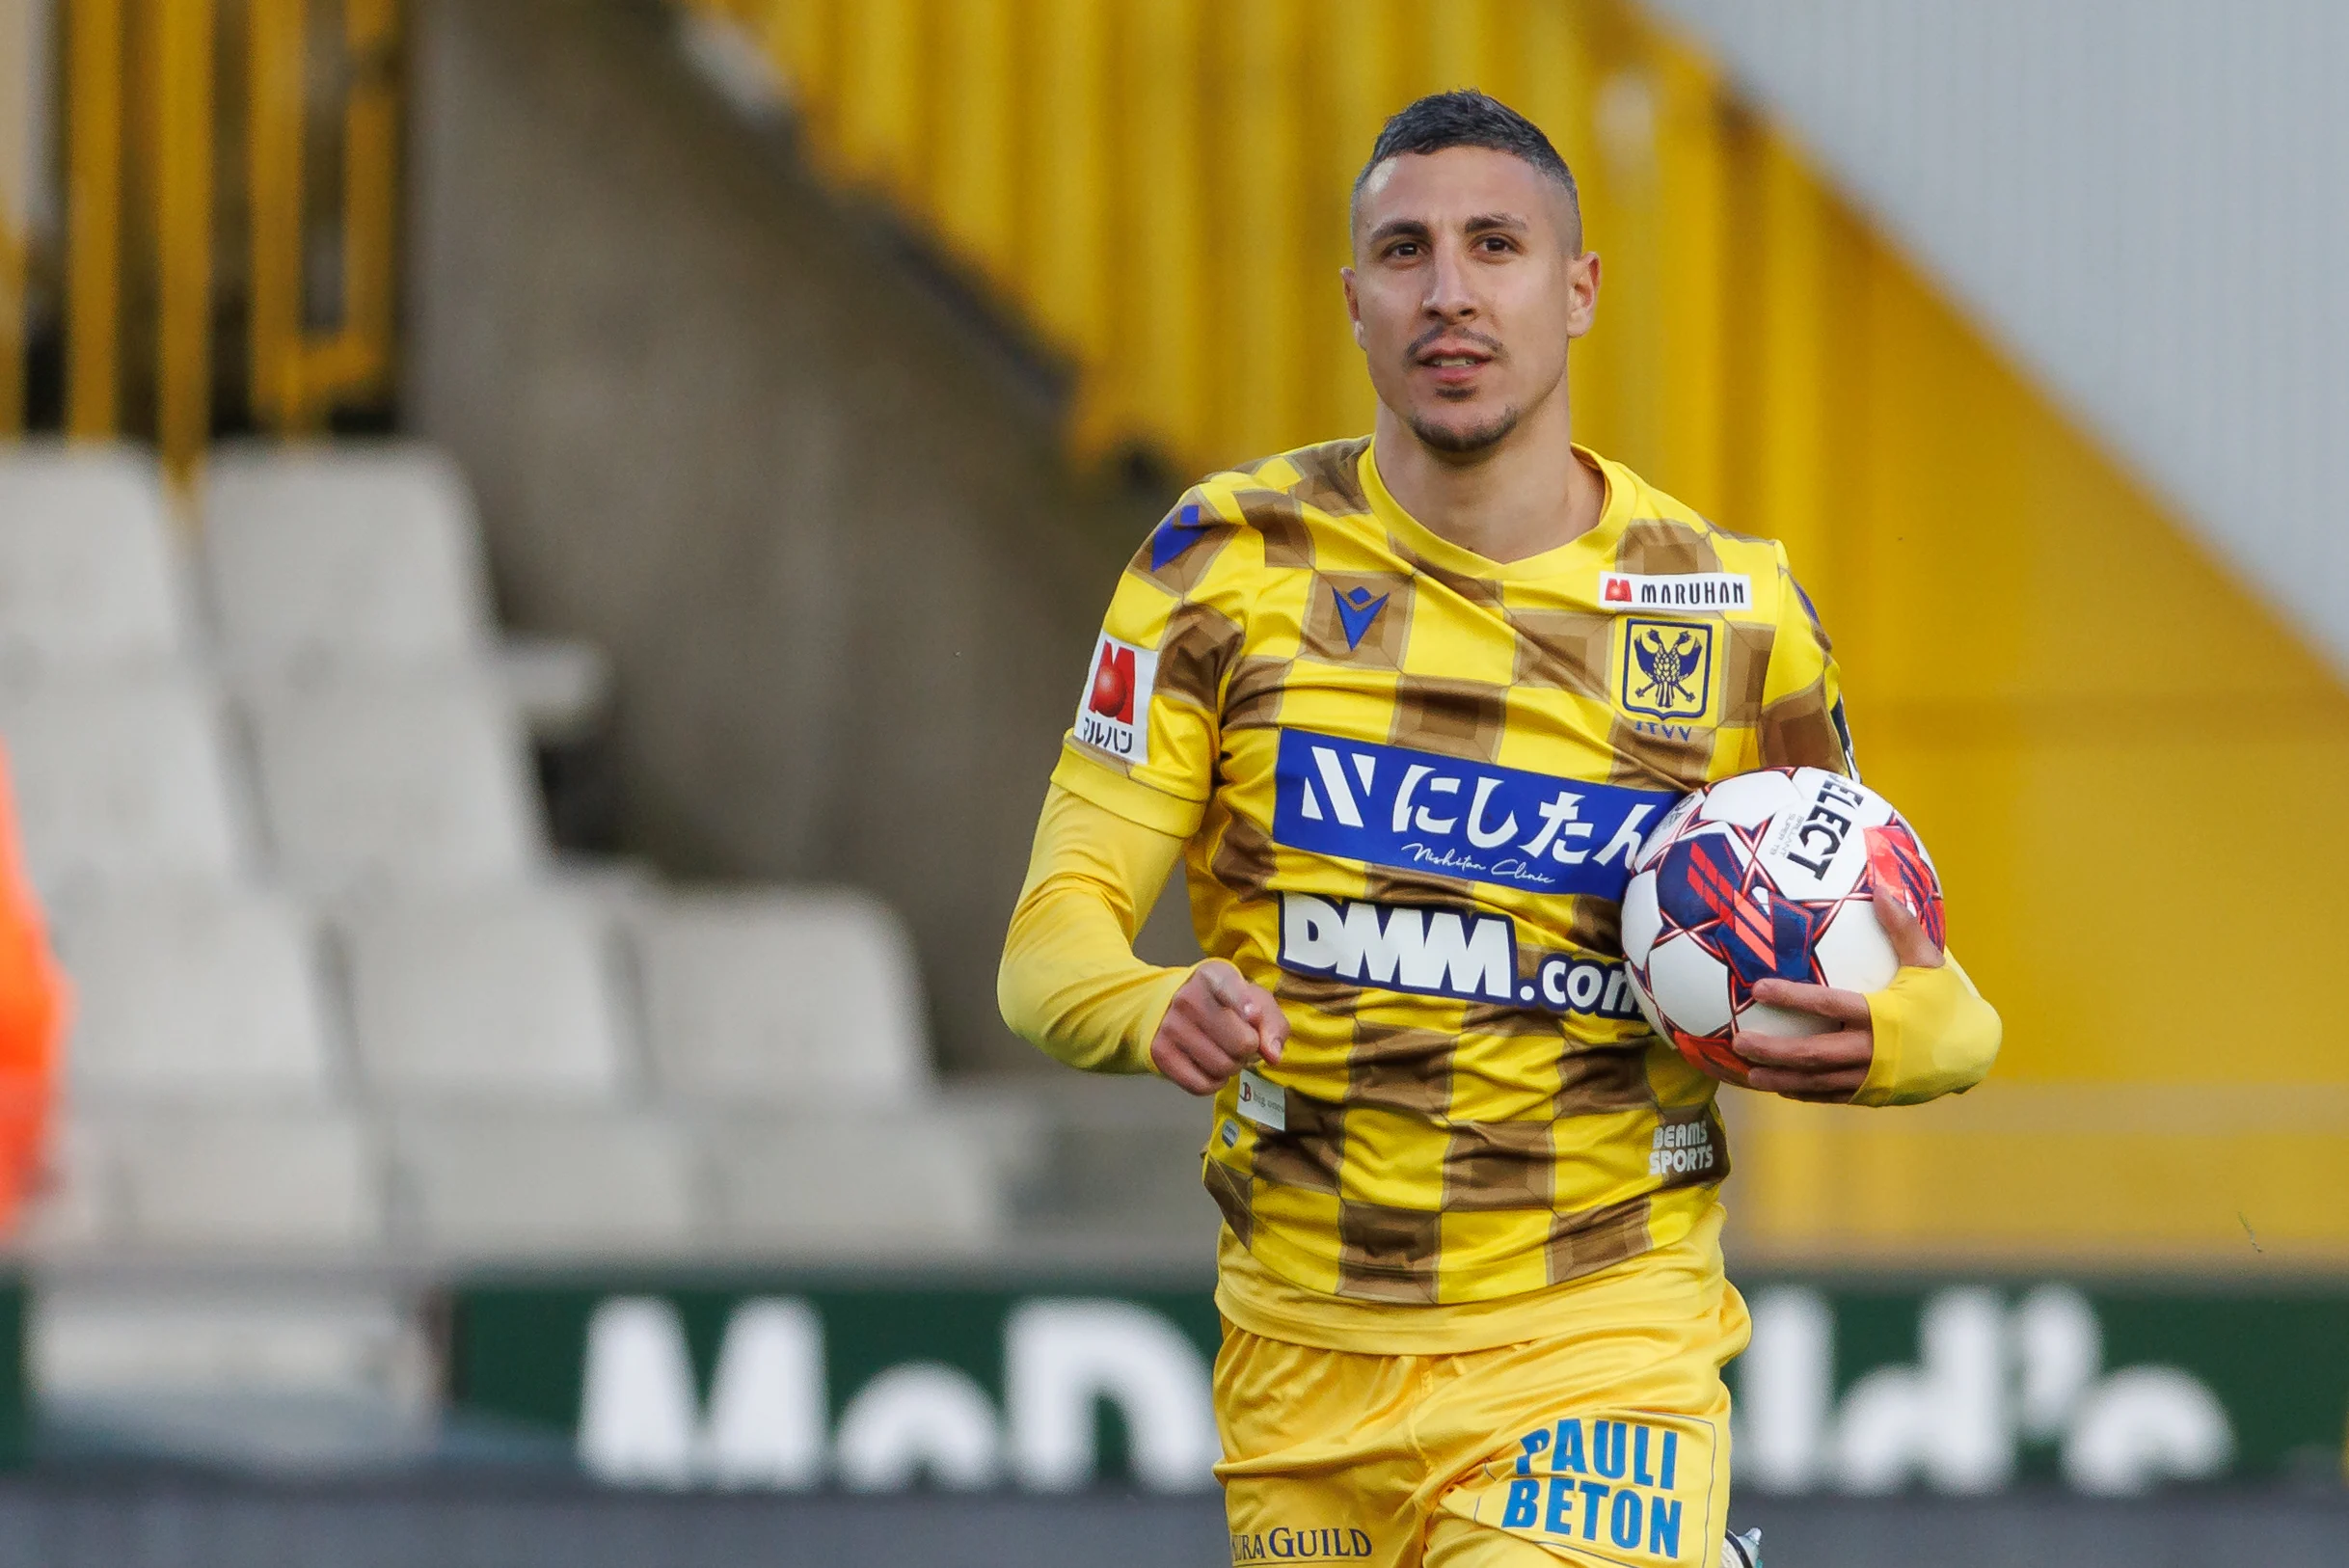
[1341,267,1364,347]
[1566,249,1601,339]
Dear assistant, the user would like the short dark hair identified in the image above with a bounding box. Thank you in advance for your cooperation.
[1351,90,1580,237]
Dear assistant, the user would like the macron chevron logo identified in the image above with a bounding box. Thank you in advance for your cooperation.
[1332,586,1390,650]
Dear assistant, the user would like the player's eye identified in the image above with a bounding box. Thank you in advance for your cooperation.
[1388,240,1421,259]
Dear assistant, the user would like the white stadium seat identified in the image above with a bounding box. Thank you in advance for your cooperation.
[0,673,249,896]
[701,1110,1008,1251]
[389,1112,695,1256]
[243,675,544,889]
[500,632,612,743]
[16,1116,113,1252]
[95,1109,381,1252]
[632,890,931,1103]
[0,438,960,1275]
[201,445,612,739]
[0,444,190,668]
[200,445,492,667]
[52,889,334,1102]
[339,894,626,1100]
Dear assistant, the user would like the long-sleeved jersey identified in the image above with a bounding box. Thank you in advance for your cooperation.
[1002,436,1995,1342]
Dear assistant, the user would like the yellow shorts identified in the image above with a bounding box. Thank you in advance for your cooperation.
[1214,1227,1749,1568]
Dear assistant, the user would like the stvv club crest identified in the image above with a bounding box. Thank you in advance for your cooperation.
[1619,618,1714,722]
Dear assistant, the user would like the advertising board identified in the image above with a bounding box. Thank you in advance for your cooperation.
[449,1274,2349,1495]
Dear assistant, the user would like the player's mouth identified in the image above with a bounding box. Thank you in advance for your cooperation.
[1411,333,1499,393]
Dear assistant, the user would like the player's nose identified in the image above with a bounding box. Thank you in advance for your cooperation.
[1422,246,1479,319]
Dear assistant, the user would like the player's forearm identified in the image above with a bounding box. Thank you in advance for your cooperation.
[997,785,1194,1076]
[1853,954,2002,1105]
[999,884,1191,1074]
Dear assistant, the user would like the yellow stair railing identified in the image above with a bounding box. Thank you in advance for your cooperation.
[0,0,34,437]
[2,0,402,482]
[246,0,402,439]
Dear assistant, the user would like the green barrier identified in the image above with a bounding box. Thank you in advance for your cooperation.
[449,1272,2349,1495]
[453,1275,1224,1490]
[0,1277,21,1466]
[1729,1277,2349,1494]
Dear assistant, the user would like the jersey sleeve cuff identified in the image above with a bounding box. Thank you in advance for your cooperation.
[1855,954,2002,1106]
[1051,743,1209,839]
[1126,962,1203,1079]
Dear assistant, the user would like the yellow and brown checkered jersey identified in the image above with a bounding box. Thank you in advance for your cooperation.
[1012,437,1857,1324]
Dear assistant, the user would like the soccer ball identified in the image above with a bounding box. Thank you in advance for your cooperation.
[1620,768,1945,1086]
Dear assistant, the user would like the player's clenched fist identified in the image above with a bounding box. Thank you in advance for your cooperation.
[1150,960,1288,1095]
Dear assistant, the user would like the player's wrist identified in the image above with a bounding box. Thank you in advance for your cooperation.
[1137,961,1215,1078]
[1853,958,1998,1105]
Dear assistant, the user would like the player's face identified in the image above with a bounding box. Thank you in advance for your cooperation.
[1343,147,1598,457]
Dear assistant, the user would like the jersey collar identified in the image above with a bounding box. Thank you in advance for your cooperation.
[1358,437,1631,583]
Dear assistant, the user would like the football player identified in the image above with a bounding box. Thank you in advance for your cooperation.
[1001,90,1999,1568]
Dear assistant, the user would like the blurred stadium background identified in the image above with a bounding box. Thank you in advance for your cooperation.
[0,0,2341,1562]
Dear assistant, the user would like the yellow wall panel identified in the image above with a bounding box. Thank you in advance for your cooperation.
[1863,722,2349,1086]
[931,0,1017,286]
[832,0,927,197]
[1739,1090,2349,1267]
[768,0,837,148]
[1025,0,1109,363]
[1427,0,1498,96]
[1648,43,1725,516]
[1117,0,1205,463]
[1325,0,1410,445]
[1736,130,1832,588]
[1226,0,1305,462]
[1840,257,2337,712]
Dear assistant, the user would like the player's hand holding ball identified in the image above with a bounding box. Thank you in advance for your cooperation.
[1150,960,1288,1095]
[1621,767,1953,1104]
[1737,888,1941,1101]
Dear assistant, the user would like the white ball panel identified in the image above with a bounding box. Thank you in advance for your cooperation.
[1643,933,1734,1037]
[1620,873,1662,965]
[1628,964,1670,1040]
[1756,770,1896,902]
[1737,998,1835,1038]
[1787,768,1894,829]
[1636,793,1702,872]
[1694,769,1801,828]
[1760,836,1866,903]
[1813,897,1902,994]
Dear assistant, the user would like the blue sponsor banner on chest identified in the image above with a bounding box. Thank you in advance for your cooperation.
[1272,729,1678,898]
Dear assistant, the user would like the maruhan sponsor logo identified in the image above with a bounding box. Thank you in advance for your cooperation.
[1736,1284,2235,1497]
[578,1297,1218,1493]
[1598,571,1753,612]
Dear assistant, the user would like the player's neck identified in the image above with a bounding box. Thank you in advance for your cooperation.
[1372,395,1604,566]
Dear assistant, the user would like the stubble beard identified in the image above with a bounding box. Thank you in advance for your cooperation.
[1409,404,1522,456]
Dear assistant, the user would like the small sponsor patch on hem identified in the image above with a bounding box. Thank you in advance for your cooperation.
[1235,1069,1286,1131]
[1599,572,1752,613]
